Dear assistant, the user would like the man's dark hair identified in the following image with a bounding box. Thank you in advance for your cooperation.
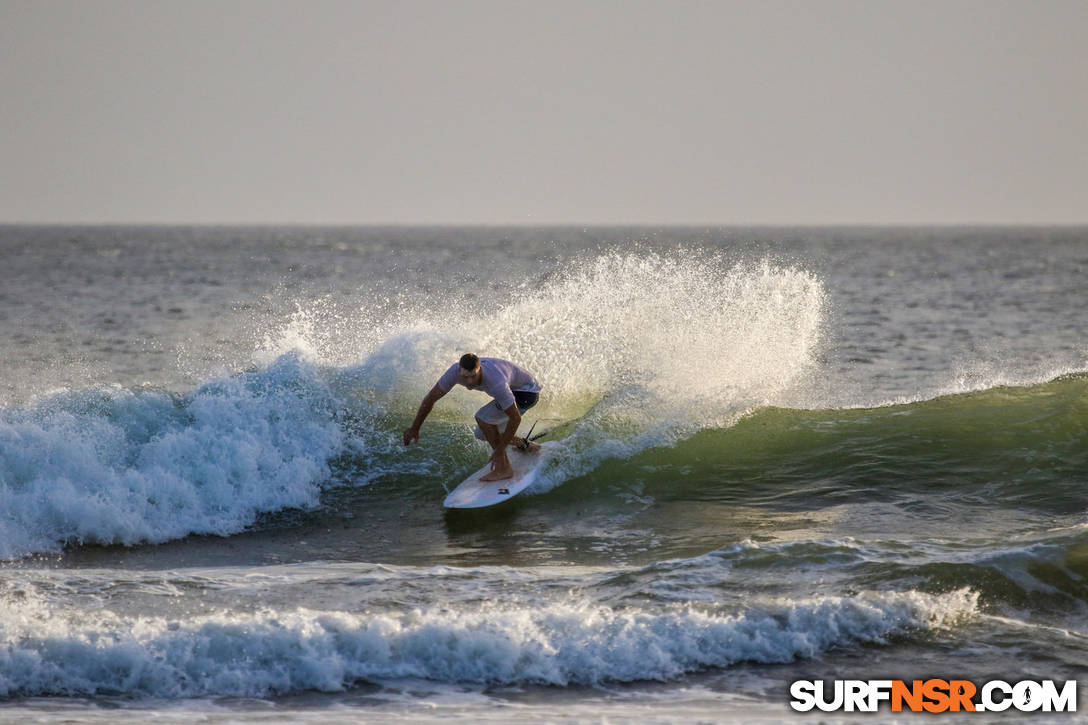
[459,353,480,370]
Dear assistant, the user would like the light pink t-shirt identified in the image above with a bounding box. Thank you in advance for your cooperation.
[436,358,541,410]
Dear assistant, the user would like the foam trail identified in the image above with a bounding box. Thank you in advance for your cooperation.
[0,588,976,697]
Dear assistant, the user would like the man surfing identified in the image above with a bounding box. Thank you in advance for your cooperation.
[403,353,542,481]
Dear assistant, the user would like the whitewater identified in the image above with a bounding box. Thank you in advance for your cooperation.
[0,225,1085,723]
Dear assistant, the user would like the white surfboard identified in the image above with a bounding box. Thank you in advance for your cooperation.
[443,441,560,509]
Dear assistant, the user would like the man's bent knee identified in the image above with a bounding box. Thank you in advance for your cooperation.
[475,418,499,443]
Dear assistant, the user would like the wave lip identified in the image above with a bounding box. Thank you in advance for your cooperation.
[0,589,977,698]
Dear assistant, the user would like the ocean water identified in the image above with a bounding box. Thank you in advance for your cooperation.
[0,225,1085,723]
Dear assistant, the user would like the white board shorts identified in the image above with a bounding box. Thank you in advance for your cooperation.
[473,390,539,438]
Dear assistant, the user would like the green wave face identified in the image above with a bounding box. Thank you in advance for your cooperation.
[582,373,1088,512]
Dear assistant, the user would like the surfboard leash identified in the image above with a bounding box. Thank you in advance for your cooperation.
[516,420,550,451]
[515,420,537,451]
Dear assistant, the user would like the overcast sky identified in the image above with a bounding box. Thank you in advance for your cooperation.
[1,0,1086,225]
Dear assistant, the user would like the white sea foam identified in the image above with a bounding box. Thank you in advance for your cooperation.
[0,587,977,698]
[506,253,826,491]
[0,251,827,558]
[280,251,828,492]
[0,353,346,560]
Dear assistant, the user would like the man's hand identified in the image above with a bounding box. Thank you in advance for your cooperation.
[403,385,447,448]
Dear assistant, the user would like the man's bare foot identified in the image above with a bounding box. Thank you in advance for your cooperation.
[480,468,514,482]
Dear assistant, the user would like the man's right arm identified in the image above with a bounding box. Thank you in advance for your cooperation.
[403,384,447,445]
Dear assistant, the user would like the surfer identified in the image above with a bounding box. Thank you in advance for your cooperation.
[403,353,541,482]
